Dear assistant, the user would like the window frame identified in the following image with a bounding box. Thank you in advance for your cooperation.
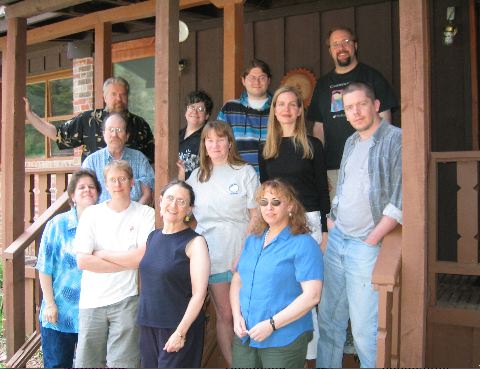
[26,69,74,160]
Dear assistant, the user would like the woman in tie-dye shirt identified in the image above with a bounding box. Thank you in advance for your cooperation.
[36,169,101,368]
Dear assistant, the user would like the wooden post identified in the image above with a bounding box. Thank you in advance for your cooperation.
[154,0,179,225]
[94,22,112,109]
[1,16,27,359]
[399,0,430,366]
[223,0,244,102]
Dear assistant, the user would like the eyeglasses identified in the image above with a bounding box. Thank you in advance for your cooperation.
[330,39,354,49]
[187,105,207,113]
[108,176,130,185]
[259,198,282,207]
[164,194,188,208]
[106,127,126,134]
[245,75,268,83]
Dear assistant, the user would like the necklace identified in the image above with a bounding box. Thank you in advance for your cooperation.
[263,228,271,247]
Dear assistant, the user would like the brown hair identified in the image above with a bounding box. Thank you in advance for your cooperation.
[67,169,101,206]
[197,121,246,182]
[242,59,272,79]
[262,85,313,160]
[252,179,310,236]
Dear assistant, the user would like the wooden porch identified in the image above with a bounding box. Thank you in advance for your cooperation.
[1,0,478,367]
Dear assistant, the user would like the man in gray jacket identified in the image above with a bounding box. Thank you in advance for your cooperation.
[317,82,402,368]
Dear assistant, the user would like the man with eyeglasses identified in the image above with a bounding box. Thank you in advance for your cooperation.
[307,26,398,197]
[217,59,272,171]
[24,76,155,164]
[82,113,154,205]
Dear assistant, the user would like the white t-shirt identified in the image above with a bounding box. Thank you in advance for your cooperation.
[74,201,155,309]
[187,164,259,274]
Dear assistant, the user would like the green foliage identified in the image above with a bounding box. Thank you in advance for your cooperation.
[113,58,155,130]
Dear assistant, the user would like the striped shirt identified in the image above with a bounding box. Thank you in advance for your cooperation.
[217,91,272,172]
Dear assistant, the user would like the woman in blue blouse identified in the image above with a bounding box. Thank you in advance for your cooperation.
[36,169,101,368]
[230,179,323,368]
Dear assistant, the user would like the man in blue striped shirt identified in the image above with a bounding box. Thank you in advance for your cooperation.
[217,59,272,172]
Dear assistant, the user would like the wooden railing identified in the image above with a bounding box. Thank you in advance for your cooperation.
[373,226,402,368]
[2,166,78,365]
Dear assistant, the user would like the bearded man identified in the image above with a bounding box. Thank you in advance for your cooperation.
[24,76,154,163]
[307,26,398,197]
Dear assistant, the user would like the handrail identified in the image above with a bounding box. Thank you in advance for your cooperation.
[372,226,402,368]
[3,192,70,362]
[4,192,70,259]
[372,226,402,289]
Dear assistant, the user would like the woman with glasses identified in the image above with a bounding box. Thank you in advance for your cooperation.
[94,179,209,367]
[179,120,259,366]
[179,90,214,179]
[230,179,323,368]
[36,169,101,368]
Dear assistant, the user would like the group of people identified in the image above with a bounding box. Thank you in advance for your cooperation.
[31,25,402,369]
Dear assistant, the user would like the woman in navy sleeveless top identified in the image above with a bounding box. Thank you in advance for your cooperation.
[138,180,210,368]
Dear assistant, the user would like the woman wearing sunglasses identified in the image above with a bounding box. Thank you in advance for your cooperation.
[230,179,323,368]
[179,90,214,179]
[258,85,330,365]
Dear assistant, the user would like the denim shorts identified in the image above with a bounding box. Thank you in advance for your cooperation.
[208,270,233,284]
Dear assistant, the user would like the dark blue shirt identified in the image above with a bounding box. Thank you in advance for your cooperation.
[237,226,323,348]
[137,228,203,328]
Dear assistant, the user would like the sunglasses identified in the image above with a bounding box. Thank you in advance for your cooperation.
[259,198,282,207]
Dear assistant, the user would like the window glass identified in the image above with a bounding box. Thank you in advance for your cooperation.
[49,78,73,116]
[27,82,45,117]
[113,57,154,130]
[25,124,45,158]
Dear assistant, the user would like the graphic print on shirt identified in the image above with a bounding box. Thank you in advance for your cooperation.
[331,89,344,113]
[329,81,350,119]
[179,149,199,173]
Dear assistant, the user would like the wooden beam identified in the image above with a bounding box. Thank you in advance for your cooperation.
[0,0,213,50]
[223,0,244,101]
[5,0,91,19]
[399,0,430,367]
[94,22,112,109]
[1,16,27,359]
[154,0,179,226]
[470,0,479,150]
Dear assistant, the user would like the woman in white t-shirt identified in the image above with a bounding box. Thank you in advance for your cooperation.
[179,120,259,366]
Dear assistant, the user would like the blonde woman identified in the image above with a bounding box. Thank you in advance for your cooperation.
[258,85,330,364]
[180,120,259,365]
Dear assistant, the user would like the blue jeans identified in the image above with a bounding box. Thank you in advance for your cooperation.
[40,326,78,368]
[317,226,379,368]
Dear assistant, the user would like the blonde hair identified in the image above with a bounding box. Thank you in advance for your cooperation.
[252,179,310,236]
[197,121,246,182]
[262,85,313,160]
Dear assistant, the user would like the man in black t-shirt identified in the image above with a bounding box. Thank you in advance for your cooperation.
[307,26,398,196]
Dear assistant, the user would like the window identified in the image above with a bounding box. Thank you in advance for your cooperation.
[26,71,74,159]
[113,57,155,130]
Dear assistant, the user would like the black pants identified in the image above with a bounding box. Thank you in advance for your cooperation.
[139,315,205,368]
